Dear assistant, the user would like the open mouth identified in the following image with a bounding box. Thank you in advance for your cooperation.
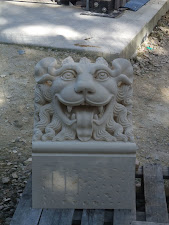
[54,95,114,141]
[65,104,105,121]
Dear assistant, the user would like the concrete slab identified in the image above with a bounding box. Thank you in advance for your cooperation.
[0,0,169,60]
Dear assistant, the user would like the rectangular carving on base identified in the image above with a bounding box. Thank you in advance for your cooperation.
[32,57,137,209]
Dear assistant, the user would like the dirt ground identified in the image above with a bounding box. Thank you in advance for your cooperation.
[0,10,169,225]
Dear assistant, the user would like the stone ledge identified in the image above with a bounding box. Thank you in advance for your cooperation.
[32,141,137,154]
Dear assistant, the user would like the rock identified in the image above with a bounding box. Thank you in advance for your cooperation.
[136,56,143,63]
[9,72,14,75]
[13,120,23,128]
[20,138,27,144]
[12,172,18,179]
[2,177,10,184]
[135,69,142,76]
[3,198,11,202]
[26,157,32,162]
[12,150,17,154]
[24,157,32,165]
[17,50,25,55]
[22,117,28,123]
[0,74,6,78]
[155,155,160,161]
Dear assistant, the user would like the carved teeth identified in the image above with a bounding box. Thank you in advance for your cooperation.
[67,106,72,113]
[71,113,76,120]
[98,106,104,114]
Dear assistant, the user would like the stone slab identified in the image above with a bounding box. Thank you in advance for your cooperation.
[32,152,136,209]
[0,0,169,60]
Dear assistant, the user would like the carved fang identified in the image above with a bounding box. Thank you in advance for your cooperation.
[98,106,104,114]
[93,100,114,126]
[67,106,72,113]
[94,114,99,120]
[71,114,76,120]
[54,97,76,126]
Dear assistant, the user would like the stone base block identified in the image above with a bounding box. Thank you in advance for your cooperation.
[32,141,136,209]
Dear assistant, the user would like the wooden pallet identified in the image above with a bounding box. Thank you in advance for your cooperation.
[10,164,169,225]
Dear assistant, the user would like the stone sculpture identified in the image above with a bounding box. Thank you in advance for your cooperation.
[33,57,134,143]
[32,56,137,209]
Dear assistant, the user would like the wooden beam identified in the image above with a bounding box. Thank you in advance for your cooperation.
[38,209,74,225]
[10,177,42,225]
[143,164,169,223]
[132,222,169,225]
[136,166,169,179]
[136,211,146,221]
[81,209,105,225]
[113,209,136,225]
[73,209,113,223]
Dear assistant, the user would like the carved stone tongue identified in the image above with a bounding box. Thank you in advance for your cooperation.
[75,106,95,142]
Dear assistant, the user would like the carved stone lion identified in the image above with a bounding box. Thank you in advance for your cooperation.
[33,57,134,142]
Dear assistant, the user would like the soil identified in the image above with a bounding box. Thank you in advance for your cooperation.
[0,10,169,225]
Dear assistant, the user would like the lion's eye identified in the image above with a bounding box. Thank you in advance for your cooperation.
[95,70,109,81]
[61,70,76,81]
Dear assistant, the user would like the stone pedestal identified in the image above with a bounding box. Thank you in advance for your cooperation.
[32,56,137,209]
[32,141,136,209]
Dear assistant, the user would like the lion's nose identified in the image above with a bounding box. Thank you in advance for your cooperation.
[74,81,96,94]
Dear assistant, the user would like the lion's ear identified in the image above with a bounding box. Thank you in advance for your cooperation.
[111,58,133,83]
[34,57,56,83]
[115,74,132,86]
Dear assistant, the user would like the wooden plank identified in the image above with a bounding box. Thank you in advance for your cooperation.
[136,212,146,221]
[143,164,169,223]
[113,209,136,225]
[163,167,169,179]
[38,209,74,225]
[81,209,105,225]
[136,167,143,178]
[73,209,113,223]
[132,222,169,225]
[10,177,42,225]
[73,209,83,222]
[104,210,113,223]
[136,166,169,179]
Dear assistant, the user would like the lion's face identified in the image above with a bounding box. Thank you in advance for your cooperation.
[50,60,121,141]
[52,61,118,132]
[33,57,134,142]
